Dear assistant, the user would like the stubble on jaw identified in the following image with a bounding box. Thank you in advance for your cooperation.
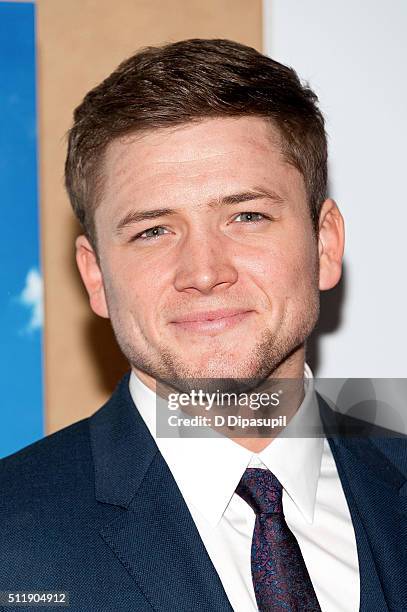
[109,282,320,396]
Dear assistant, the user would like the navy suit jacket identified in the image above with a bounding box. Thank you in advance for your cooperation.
[0,373,406,611]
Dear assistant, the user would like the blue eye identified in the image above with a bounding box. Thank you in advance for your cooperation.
[234,212,267,223]
[133,226,169,241]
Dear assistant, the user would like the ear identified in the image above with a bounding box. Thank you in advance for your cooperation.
[75,235,109,318]
[318,198,345,291]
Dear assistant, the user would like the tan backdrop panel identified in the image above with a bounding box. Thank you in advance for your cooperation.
[36,0,263,434]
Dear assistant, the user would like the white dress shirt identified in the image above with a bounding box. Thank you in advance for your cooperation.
[129,365,360,612]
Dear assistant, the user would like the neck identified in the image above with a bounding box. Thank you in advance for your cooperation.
[134,345,307,453]
[230,346,306,452]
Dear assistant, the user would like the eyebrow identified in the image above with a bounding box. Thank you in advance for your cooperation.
[114,187,285,233]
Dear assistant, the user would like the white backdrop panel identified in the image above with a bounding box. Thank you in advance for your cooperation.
[263,0,407,379]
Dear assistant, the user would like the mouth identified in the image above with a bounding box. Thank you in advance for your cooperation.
[169,308,255,334]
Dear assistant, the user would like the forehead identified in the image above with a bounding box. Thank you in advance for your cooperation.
[99,116,305,212]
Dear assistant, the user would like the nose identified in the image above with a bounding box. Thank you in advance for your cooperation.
[173,230,238,295]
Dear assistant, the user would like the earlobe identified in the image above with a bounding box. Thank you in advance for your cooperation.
[318,199,345,291]
[75,235,109,318]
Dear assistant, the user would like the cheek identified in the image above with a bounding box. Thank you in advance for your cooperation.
[238,231,318,299]
[103,255,167,324]
[286,241,319,293]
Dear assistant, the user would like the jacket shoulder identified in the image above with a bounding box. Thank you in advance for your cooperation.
[0,416,93,508]
[318,391,407,477]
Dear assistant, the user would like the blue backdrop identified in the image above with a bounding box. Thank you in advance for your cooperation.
[0,2,43,457]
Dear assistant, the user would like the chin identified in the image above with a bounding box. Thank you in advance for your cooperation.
[188,355,249,375]
[183,360,265,387]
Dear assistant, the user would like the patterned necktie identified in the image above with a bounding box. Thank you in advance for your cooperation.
[236,467,321,612]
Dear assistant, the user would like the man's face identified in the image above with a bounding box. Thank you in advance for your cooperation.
[77,116,342,388]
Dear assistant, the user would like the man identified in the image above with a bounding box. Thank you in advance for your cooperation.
[0,39,406,612]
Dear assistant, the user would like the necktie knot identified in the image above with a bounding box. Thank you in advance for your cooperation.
[236,467,283,515]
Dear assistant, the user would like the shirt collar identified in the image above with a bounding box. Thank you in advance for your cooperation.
[129,364,323,527]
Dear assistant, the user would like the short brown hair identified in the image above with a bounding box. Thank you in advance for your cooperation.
[65,38,327,247]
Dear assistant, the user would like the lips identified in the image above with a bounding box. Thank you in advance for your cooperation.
[171,308,252,323]
[170,308,254,334]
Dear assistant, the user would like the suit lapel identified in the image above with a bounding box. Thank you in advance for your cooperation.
[318,395,407,611]
[101,452,233,611]
[89,374,233,612]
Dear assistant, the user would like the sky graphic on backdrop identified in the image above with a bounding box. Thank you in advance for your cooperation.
[0,2,43,457]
